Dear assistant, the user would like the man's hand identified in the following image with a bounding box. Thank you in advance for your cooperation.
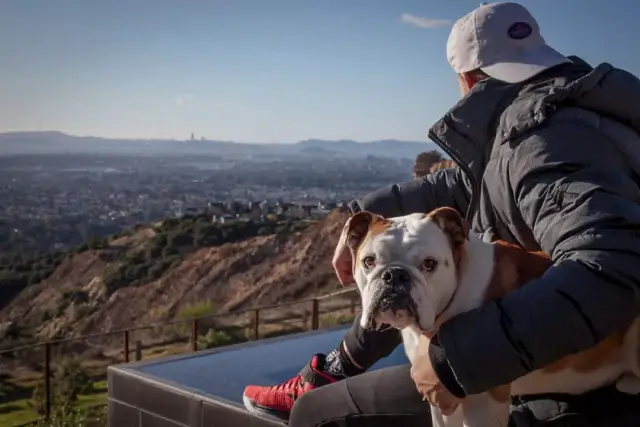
[332,225,354,286]
[410,333,461,416]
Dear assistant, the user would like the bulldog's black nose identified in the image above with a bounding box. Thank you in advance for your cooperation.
[381,267,411,287]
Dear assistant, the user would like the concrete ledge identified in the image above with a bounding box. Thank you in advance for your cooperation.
[107,326,408,427]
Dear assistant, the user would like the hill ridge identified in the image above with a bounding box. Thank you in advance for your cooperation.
[0,131,440,158]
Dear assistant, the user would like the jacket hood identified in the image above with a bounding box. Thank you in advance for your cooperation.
[429,56,640,171]
[559,60,640,136]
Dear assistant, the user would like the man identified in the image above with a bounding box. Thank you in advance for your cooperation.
[243,2,640,426]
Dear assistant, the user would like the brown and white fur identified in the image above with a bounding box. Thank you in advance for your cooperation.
[342,207,640,427]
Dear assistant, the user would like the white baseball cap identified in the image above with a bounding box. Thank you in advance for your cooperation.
[447,2,570,83]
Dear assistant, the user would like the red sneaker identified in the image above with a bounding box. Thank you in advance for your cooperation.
[243,354,340,420]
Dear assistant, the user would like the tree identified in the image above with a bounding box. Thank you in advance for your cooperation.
[146,243,163,259]
[162,245,179,258]
[30,357,91,416]
[167,231,193,248]
[87,235,107,250]
[412,150,444,178]
[147,262,167,280]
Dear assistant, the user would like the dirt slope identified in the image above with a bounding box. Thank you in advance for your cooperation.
[0,210,349,342]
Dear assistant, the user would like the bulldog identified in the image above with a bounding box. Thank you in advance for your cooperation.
[342,207,640,427]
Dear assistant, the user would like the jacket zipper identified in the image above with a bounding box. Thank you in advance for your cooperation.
[427,129,478,222]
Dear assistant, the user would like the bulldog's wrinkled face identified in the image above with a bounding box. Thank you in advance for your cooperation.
[342,207,469,334]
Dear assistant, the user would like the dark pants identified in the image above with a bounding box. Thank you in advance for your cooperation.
[290,364,640,427]
[290,364,430,427]
[289,315,640,427]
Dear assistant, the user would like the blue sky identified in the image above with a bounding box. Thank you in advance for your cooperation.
[1,0,638,143]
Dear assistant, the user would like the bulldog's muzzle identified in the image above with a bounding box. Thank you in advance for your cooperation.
[376,266,414,312]
[381,266,411,287]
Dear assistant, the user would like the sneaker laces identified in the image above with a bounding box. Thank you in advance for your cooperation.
[273,375,303,395]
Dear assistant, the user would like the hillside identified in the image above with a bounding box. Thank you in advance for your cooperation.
[0,210,349,349]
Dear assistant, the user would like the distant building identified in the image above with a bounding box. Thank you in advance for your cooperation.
[212,214,236,224]
[183,207,199,216]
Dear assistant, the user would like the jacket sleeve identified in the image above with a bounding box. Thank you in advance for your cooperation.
[340,167,471,371]
[430,121,640,397]
[347,167,471,218]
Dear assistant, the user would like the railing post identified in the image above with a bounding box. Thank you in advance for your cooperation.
[123,330,130,363]
[44,342,51,421]
[135,341,142,361]
[252,309,260,340]
[350,298,356,316]
[311,299,320,330]
[191,319,199,352]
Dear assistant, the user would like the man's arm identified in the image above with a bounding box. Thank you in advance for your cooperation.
[347,167,471,218]
[339,167,471,373]
[429,121,640,397]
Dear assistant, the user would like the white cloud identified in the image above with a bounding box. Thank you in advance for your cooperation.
[175,93,194,106]
[400,13,452,29]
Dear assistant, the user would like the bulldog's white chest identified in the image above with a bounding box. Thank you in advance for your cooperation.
[401,327,421,365]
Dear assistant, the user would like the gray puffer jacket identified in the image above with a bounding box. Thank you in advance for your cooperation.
[348,57,640,396]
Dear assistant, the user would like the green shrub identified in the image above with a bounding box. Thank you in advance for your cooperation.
[146,243,163,259]
[0,250,65,293]
[124,264,147,282]
[32,405,106,427]
[151,233,167,246]
[197,329,235,349]
[86,235,108,250]
[30,271,45,285]
[161,245,179,258]
[102,271,123,293]
[177,301,215,320]
[75,243,89,253]
[167,232,193,248]
[121,251,144,264]
[74,304,93,320]
[147,262,167,280]
[30,357,92,417]
[161,218,181,230]
[61,291,89,305]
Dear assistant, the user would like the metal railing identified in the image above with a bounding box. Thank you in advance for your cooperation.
[0,287,360,424]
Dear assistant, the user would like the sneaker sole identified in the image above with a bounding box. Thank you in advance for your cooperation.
[243,394,290,421]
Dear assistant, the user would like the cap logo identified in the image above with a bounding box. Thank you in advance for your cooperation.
[507,22,532,40]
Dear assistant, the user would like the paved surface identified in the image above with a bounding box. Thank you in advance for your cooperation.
[132,326,409,403]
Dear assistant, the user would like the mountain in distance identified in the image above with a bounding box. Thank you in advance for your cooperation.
[0,131,441,159]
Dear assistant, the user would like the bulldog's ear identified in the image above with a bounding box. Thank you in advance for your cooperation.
[341,211,388,251]
[342,211,374,250]
[426,207,469,249]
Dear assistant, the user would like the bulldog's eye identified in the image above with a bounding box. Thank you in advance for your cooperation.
[362,256,376,269]
[422,258,438,272]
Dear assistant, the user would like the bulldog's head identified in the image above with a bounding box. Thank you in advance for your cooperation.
[342,207,469,334]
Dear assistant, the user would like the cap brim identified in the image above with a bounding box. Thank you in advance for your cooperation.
[480,45,571,84]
